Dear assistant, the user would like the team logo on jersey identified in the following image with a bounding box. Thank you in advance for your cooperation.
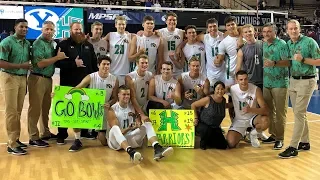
[124,39,129,43]
[246,96,253,101]
[100,47,106,51]
[150,43,156,47]
[168,86,173,91]
[145,81,149,85]
[106,84,113,88]
[174,35,180,40]
[199,47,205,51]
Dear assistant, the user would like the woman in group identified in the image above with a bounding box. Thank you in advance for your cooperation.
[191,81,231,150]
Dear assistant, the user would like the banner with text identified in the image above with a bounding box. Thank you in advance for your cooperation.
[220,14,287,26]
[0,5,24,19]
[51,86,106,129]
[149,109,195,148]
[24,6,84,39]
[87,9,166,25]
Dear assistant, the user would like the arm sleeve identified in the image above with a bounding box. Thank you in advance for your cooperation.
[310,38,320,59]
[0,39,11,61]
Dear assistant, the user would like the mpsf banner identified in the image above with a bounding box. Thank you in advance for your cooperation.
[87,9,166,25]
[0,5,24,19]
[24,6,84,39]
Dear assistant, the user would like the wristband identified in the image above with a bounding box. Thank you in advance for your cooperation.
[301,57,305,63]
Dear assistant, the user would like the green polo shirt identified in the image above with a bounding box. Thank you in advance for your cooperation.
[0,34,30,75]
[287,35,320,76]
[263,38,289,88]
[32,36,56,77]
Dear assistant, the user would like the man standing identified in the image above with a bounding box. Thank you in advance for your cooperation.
[279,19,320,158]
[129,15,164,74]
[182,25,206,75]
[104,16,133,85]
[261,23,290,150]
[157,12,185,78]
[28,21,68,147]
[0,19,31,155]
[55,22,98,145]
[88,21,108,58]
[236,24,263,90]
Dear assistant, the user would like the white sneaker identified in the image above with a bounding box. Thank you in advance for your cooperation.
[250,129,260,148]
[257,132,268,140]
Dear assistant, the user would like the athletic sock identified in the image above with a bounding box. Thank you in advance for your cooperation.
[75,132,81,139]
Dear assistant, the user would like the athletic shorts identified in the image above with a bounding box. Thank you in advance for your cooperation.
[228,115,258,136]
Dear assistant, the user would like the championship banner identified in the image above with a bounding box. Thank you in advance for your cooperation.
[24,6,84,39]
[0,5,24,19]
[87,9,166,25]
[149,109,195,148]
[51,86,106,129]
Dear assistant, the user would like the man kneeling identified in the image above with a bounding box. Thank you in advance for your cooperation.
[227,70,269,148]
[107,85,174,163]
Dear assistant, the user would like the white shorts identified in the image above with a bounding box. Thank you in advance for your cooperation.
[207,74,225,92]
[228,115,258,136]
[108,125,147,150]
[224,76,235,87]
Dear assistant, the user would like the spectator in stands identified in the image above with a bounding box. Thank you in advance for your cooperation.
[153,0,161,12]
[289,0,294,10]
[0,30,9,41]
[280,0,286,9]
[145,0,153,12]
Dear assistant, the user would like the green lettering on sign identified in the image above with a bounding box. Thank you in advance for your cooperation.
[51,86,106,129]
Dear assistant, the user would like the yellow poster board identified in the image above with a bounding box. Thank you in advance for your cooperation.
[149,109,195,148]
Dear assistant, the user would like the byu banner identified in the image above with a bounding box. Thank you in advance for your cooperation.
[87,9,166,25]
[24,6,84,39]
[0,5,24,19]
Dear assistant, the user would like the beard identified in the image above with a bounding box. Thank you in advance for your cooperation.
[71,32,85,43]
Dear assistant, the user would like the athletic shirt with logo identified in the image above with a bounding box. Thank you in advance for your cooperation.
[127,70,153,107]
[231,83,257,125]
[218,35,238,79]
[181,72,207,109]
[88,38,108,58]
[109,32,131,75]
[183,42,206,75]
[136,35,160,74]
[154,75,177,104]
[203,33,225,78]
[112,102,135,131]
[89,72,116,102]
[158,28,184,76]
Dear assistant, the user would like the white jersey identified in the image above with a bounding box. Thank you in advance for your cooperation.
[180,72,207,109]
[183,42,206,75]
[231,83,258,125]
[159,28,184,76]
[136,35,160,73]
[218,35,238,79]
[88,38,108,58]
[203,33,225,78]
[127,70,153,107]
[89,72,117,102]
[154,75,178,104]
[109,32,131,75]
[112,102,135,130]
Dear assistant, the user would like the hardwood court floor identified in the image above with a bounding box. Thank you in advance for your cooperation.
[0,74,320,180]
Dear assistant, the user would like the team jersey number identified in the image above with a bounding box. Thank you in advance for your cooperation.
[115,44,124,54]
[167,41,176,51]
[211,47,218,57]
[141,88,145,98]
[123,119,129,129]
[189,89,197,99]
[239,101,248,111]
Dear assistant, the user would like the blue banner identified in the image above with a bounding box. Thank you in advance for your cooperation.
[87,9,166,25]
[24,6,84,39]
